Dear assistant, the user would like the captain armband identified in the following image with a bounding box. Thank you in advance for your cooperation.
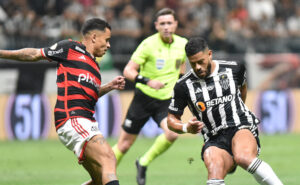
[135,74,150,84]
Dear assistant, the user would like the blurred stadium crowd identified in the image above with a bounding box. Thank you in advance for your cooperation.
[0,0,299,54]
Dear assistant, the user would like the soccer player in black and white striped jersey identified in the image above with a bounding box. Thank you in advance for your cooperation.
[167,37,283,185]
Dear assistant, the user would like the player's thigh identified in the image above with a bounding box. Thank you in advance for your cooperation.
[84,134,116,170]
[203,146,235,179]
[232,129,258,169]
[83,134,117,184]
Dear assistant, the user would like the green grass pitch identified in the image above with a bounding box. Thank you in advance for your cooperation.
[0,134,299,185]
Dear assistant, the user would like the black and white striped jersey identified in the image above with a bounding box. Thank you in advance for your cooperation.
[168,60,260,141]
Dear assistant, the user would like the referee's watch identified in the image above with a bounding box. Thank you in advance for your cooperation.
[135,75,150,84]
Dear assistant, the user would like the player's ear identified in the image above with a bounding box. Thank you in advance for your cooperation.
[174,20,178,29]
[91,32,97,43]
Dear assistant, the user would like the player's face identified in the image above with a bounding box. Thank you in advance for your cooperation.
[94,28,111,57]
[188,49,213,79]
[155,14,178,42]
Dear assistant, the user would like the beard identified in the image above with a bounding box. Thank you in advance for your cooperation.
[196,61,212,79]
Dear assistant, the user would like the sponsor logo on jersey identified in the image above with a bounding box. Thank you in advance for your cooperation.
[206,94,233,108]
[196,101,206,112]
[78,73,100,90]
[75,46,85,54]
[48,48,63,56]
[91,126,98,131]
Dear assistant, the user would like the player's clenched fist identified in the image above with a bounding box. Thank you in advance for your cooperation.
[187,117,204,134]
[112,76,126,90]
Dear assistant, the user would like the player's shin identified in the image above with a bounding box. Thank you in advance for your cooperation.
[247,158,283,185]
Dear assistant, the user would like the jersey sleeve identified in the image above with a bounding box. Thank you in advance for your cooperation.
[41,40,70,62]
[130,40,149,65]
[168,81,188,115]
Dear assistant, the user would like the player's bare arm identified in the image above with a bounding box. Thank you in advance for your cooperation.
[0,48,43,62]
[99,76,125,97]
[240,83,247,103]
[167,113,204,134]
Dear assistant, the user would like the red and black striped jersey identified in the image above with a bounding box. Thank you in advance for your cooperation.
[41,40,101,129]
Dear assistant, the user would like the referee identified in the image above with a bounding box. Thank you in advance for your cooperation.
[167,37,283,185]
[112,8,187,185]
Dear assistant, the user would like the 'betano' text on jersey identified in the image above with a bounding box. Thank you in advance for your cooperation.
[169,60,260,141]
[41,40,101,129]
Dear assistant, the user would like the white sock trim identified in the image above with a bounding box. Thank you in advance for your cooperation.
[207,179,225,185]
[247,157,262,174]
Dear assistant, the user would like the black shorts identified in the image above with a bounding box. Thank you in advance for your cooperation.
[201,127,260,173]
[122,88,171,134]
[201,127,261,173]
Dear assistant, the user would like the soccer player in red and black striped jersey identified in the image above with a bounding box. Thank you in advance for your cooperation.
[0,18,125,185]
[167,37,283,185]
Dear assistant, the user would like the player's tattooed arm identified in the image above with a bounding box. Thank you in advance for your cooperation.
[0,48,43,62]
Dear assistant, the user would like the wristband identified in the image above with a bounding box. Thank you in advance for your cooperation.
[182,123,188,133]
[135,75,150,84]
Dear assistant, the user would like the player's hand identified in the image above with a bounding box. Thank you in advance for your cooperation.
[111,76,125,90]
[147,79,165,90]
[187,117,204,134]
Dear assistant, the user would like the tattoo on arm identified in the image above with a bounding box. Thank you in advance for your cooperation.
[92,137,106,145]
[0,48,42,61]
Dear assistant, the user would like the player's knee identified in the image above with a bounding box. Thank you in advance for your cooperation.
[118,140,133,153]
[165,130,178,142]
[233,153,254,169]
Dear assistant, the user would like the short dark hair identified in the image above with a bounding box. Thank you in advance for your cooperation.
[155,8,176,21]
[185,37,209,57]
[81,18,111,35]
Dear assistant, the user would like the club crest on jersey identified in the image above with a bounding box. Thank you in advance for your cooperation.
[220,74,230,90]
[156,59,165,69]
[196,101,206,112]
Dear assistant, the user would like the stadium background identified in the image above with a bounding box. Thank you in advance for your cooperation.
[0,0,300,185]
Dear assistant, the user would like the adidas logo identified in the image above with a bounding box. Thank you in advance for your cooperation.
[79,55,86,60]
[195,87,202,93]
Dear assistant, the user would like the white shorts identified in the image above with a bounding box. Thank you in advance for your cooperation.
[57,117,102,163]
